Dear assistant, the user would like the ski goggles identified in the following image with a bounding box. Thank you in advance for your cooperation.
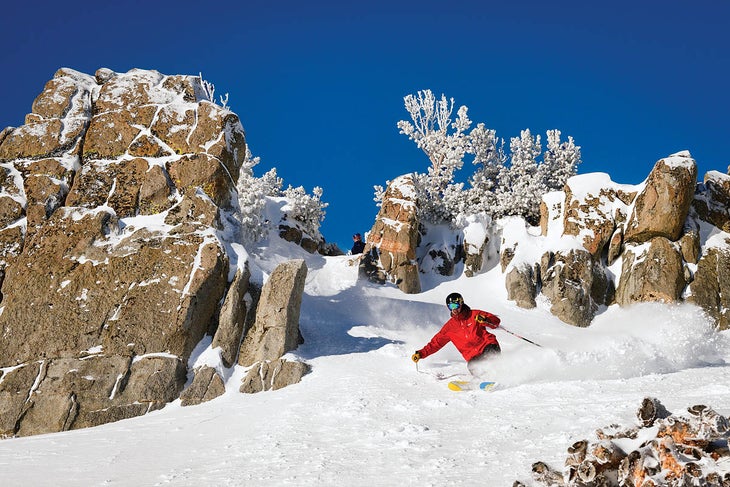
[447,302,461,310]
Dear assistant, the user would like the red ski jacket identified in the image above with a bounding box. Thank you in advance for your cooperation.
[418,306,500,362]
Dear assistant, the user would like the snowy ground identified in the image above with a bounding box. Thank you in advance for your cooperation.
[1,251,729,486]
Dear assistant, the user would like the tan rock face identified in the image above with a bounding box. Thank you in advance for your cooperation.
[238,259,307,367]
[240,359,310,393]
[0,208,228,364]
[181,366,226,406]
[0,68,94,162]
[687,245,730,330]
[361,174,421,294]
[540,249,612,327]
[505,263,537,309]
[614,237,686,305]
[624,152,698,243]
[694,171,730,232]
[0,67,250,436]
[212,266,251,368]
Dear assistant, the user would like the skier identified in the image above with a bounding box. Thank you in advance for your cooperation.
[411,292,501,378]
[350,233,365,254]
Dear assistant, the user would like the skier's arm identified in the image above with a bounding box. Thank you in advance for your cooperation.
[475,311,500,329]
[417,327,451,359]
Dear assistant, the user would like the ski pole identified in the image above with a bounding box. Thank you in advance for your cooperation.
[499,326,543,347]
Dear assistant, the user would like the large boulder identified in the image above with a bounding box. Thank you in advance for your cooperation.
[240,359,310,394]
[504,263,538,309]
[614,237,687,305]
[212,266,252,368]
[624,152,697,243]
[560,173,634,258]
[693,170,730,232]
[361,174,421,293]
[180,365,226,406]
[237,259,307,367]
[541,249,612,327]
[0,67,247,436]
[687,244,730,330]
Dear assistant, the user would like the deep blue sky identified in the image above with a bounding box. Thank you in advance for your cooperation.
[2,1,728,251]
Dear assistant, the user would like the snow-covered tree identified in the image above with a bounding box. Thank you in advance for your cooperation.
[466,123,507,215]
[236,147,325,245]
[496,129,543,224]
[539,129,581,191]
[236,148,268,244]
[397,90,472,222]
[258,167,284,197]
[282,185,328,238]
[389,89,580,227]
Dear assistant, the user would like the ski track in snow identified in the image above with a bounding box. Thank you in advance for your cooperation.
[1,254,729,486]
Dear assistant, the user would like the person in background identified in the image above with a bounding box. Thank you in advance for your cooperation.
[351,233,365,254]
[411,292,501,379]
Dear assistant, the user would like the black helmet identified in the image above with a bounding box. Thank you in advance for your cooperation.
[445,292,464,309]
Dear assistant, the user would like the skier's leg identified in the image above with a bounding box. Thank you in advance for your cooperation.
[466,344,500,379]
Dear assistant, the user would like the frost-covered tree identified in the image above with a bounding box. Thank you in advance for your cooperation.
[539,129,581,191]
[496,129,543,224]
[282,185,328,238]
[466,123,506,215]
[397,90,472,222]
[236,148,272,244]
[388,89,580,227]
[236,147,326,245]
[258,167,284,197]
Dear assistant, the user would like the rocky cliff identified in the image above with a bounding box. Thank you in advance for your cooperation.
[0,68,307,437]
[370,151,730,330]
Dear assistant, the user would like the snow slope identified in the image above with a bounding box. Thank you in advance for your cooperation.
[1,247,729,486]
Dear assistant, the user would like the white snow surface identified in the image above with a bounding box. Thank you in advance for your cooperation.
[1,245,729,486]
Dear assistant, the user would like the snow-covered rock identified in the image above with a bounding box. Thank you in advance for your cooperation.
[0,67,257,436]
[360,173,421,293]
[371,151,730,330]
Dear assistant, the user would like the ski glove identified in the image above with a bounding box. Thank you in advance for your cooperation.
[411,352,421,363]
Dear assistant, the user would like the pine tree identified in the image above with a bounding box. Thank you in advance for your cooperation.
[496,129,543,224]
[467,123,506,215]
[236,147,270,244]
[282,185,328,238]
[236,148,326,245]
[539,129,581,191]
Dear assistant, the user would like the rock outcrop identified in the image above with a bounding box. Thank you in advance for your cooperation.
[614,237,687,305]
[240,359,310,393]
[212,266,252,368]
[364,151,730,329]
[500,151,730,329]
[624,154,698,243]
[519,398,730,487]
[360,174,421,293]
[237,259,307,367]
[694,171,730,232]
[541,248,613,328]
[180,365,226,406]
[0,68,308,437]
[237,259,309,393]
[687,245,730,330]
